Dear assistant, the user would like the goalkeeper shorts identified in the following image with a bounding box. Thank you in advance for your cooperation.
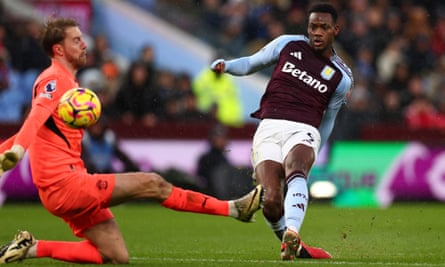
[38,171,116,237]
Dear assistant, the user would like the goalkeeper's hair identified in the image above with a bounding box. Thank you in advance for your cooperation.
[308,2,338,23]
[41,17,79,57]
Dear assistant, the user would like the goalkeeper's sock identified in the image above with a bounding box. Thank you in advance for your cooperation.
[36,240,103,264]
[161,186,229,216]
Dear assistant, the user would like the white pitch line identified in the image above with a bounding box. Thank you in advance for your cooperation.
[129,257,445,266]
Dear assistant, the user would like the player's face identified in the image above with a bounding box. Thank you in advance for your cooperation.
[60,26,88,69]
[307,12,339,57]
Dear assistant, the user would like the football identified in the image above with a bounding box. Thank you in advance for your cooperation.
[57,87,102,129]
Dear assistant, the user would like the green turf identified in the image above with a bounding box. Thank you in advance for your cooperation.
[1,201,444,266]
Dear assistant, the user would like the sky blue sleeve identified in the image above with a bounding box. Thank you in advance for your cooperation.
[223,35,307,76]
[318,64,353,150]
[318,107,340,150]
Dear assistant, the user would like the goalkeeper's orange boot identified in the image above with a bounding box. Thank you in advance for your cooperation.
[0,230,35,264]
[297,241,332,259]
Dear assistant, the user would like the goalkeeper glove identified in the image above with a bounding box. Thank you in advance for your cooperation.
[1,145,24,172]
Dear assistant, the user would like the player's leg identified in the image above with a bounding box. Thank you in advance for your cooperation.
[281,143,314,260]
[250,119,286,239]
[0,174,126,264]
[82,219,128,263]
[254,160,285,239]
[0,221,126,264]
[111,172,263,222]
[283,144,314,233]
[0,173,118,265]
[0,172,263,265]
[280,124,331,260]
[0,229,108,264]
[281,140,331,260]
[32,205,127,264]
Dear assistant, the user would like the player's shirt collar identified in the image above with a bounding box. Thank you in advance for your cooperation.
[51,59,76,80]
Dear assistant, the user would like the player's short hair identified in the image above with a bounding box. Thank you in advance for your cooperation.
[41,17,79,57]
[308,2,338,23]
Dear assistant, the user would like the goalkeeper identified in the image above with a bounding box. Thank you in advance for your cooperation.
[0,17,263,264]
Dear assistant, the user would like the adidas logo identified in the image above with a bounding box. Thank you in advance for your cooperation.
[290,51,302,60]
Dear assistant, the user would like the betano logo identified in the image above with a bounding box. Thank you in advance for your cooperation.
[281,62,328,93]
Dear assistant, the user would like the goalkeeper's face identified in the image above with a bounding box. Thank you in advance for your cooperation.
[307,12,339,56]
[60,26,88,69]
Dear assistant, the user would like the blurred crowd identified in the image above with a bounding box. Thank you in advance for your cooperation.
[0,2,245,129]
[146,0,445,139]
[2,1,445,140]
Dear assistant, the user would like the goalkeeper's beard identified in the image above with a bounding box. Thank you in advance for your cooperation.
[67,53,87,70]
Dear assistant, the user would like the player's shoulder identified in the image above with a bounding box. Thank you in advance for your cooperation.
[35,72,64,92]
[274,34,308,45]
[328,51,353,94]
[34,69,77,101]
[331,53,353,80]
[267,35,309,55]
[35,64,61,85]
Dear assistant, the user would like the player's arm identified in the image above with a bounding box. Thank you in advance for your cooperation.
[14,102,53,150]
[0,134,17,153]
[211,35,305,76]
[0,78,60,173]
[0,103,53,172]
[318,107,340,150]
[318,75,353,150]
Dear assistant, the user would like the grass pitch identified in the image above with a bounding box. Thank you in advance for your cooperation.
[0,201,444,266]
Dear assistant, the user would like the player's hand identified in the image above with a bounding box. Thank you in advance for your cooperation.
[2,150,20,171]
[210,59,225,74]
[1,145,24,172]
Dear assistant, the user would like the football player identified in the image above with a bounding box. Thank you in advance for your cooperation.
[211,2,353,261]
[0,17,263,264]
